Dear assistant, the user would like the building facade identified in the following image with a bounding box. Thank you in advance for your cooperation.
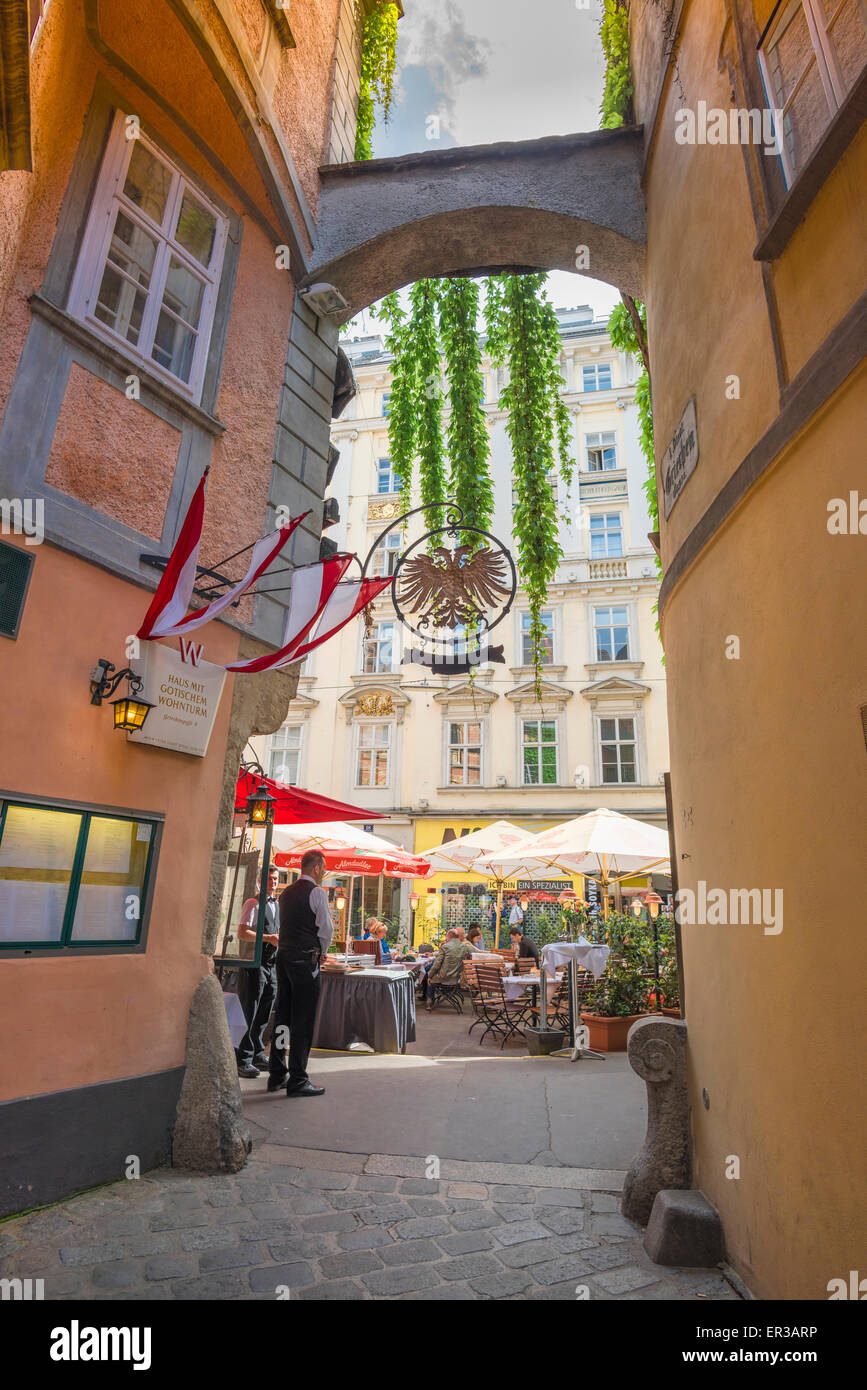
[253,306,670,937]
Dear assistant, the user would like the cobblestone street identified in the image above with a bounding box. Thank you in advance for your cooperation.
[0,1146,741,1302]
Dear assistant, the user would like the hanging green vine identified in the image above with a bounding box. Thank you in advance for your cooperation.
[438,276,493,545]
[485,273,569,695]
[599,0,634,129]
[407,279,447,534]
[355,2,400,161]
[377,292,417,496]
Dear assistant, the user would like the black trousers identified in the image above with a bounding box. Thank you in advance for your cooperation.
[236,960,277,1065]
[269,949,321,1088]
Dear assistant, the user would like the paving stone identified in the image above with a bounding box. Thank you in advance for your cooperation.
[249,1263,315,1293]
[527,1279,597,1301]
[148,1209,209,1232]
[407,1197,450,1217]
[594,1266,664,1295]
[493,1221,553,1247]
[536,1208,585,1235]
[300,1212,358,1234]
[394,1216,450,1240]
[448,1209,498,1231]
[362,1266,441,1295]
[42,1269,88,1298]
[367,1191,405,1206]
[90,1261,140,1290]
[126,1233,184,1259]
[492,1204,534,1223]
[59,1241,127,1267]
[145,1255,197,1281]
[469,1269,533,1297]
[296,1278,368,1300]
[398,1179,441,1195]
[583,1246,632,1272]
[531,1256,598,1287]
[590,1212,638,1238]
[402,1284,474,1300]
[61,1196,123,1221]
[534,1188,586,1208]
[19,1210,82,1242]
[327,1192,375,1211]
[446,1197,485,1210]
[354,1176,398,1192]
[199,1243,267,1272]
[554,1233,598,1255]
[180,1227,238,1252]
[669,1270,738,1298]
[0,1231,24,1257]
[4,1244,64,1275]
[493,1239,566,1269]
[337,1227,394,1252]
[285,1193,331,1216]
[436,1230,495,1256]
[269,1235,331,1261]
[88,1213,149,1239]
[293,1170,353,1191]
[446,1182,488,1200]
[378,1238,442,1268]
[487,1185,536,1203]
[589,1193,621,1212]
[359,1203,413,1226]
[171,1272,248,1300]
[159,1192,204,1211]
[238,1219,299,1242]
[212,1207,256,1227]
[319,1250,383,1279]
[437,1253,501,1282]
[207,1191,238,1208]
[249,1201,293,1220]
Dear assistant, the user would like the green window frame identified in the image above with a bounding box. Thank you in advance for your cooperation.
[0,798,160,953]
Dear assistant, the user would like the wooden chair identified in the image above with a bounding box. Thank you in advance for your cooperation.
[473,965,534,1048]
[516,956,536,974]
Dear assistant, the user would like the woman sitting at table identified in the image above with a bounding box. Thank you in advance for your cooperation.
[466,925,487,952]
[363,916,391,961]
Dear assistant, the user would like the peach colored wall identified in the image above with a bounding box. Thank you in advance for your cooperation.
[272,0,342,211]
[45,364,181,541]
[0,539,241,1104]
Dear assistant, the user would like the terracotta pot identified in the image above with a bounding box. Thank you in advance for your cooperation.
[580,1012,647,1051]
[661,1006,682,1018]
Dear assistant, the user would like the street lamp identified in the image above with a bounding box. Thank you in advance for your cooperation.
[245,780,276,969]
[645,890,663,919]
[519,895,529,913]
[631,896,644,919]
[409,892,420,910]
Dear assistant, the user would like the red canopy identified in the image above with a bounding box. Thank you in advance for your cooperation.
[235,771,386,826]
[272,848,431,879]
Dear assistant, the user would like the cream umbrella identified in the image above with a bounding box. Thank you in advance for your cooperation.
[420,820,554,948]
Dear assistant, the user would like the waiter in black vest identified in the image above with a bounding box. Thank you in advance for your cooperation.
[235,864,280,1079]
[267,849,332,1097]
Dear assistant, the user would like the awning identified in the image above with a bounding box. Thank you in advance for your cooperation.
[234,771,386,826]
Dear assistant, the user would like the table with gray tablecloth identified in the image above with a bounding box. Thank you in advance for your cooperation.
[312,968,417,1054]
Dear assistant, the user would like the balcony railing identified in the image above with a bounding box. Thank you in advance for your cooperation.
[588,558,628,579]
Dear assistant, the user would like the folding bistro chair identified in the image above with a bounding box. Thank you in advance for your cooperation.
[473,965,533,1048]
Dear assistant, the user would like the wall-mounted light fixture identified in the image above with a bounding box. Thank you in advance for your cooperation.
[90,658,154,733]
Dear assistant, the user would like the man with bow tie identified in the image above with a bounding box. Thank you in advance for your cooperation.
[235,863,280,1078]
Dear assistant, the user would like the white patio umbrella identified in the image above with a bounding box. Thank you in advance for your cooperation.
[476,808,670,920]
[420,820,555,947]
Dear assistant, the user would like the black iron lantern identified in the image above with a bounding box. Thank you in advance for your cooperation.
[90,658,154,733]
[246,780,276,826]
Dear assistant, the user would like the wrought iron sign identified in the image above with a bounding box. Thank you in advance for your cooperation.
[361,504,517,674]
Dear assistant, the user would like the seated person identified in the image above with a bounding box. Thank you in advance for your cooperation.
[362,916,391,961]
[509,924,540,967]
[424,932,474,1010]
[466,925,487,952]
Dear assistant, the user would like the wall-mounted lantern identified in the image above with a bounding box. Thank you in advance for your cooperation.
[90,658,154,733]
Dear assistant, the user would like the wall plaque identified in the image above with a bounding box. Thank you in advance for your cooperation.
[661,396,699,519]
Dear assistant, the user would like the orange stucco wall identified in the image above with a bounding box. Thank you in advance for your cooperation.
[0,539,241,1103]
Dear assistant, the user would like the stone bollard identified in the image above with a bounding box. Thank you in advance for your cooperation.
[621,1016,689,1225]
[172,974,252,1173]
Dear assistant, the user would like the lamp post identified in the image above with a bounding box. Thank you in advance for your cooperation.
[409,891,419,948]
[246,779,277,968]
[645,890,663,997]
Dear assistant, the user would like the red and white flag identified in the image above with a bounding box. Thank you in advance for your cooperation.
[137,469,307,639]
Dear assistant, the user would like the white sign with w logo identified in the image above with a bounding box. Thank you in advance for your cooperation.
[128,640,226,758]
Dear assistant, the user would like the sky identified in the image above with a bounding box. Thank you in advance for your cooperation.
[357,0,619,328]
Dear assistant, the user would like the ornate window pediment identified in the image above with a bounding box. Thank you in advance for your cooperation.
[580,675,650,712]
[505,680,573,716]
[339,684,411,724]
[433,683,498,717]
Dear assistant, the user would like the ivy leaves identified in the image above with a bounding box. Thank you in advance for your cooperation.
[599,0,634,129]
[355,2,399,161]
[439,276,492,546]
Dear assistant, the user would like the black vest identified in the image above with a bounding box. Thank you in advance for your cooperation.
[278,878,320,953]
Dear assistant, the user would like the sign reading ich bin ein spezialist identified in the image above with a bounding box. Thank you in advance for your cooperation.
[127,640,226,757]
[661,396,699,520]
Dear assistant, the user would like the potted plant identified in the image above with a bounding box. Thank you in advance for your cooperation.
[654,914,682,1016]
[579,913,650,1050]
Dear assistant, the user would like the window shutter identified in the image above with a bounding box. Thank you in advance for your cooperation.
[0,540,34,639]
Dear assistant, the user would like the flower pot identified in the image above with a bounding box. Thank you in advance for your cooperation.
[524,1027,566,1056]
[661,1006,682,1018]
[580,1012,647,1051]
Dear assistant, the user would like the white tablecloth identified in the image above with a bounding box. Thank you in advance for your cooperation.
[541,938,610,980]
[503,974,538,1000]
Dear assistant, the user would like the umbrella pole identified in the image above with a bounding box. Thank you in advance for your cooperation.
[602,854,609,922]
[495,881,504,950]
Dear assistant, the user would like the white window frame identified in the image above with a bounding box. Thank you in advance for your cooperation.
[593,604,632,662]
[581,363,613,392]
[759,0,867,186]
[597,714,640,786]
[371,530,402,579]
[446,719,484,787]
[381,391,391,417]
[585,431,618,472]
[67,111,229,403]
[268,724,303,785]
[589,511,624,558]
[355,722,392,789]
[519,609,555,666]
[375,457,402,495]
[520,717,560,786]
[361,619,397,673]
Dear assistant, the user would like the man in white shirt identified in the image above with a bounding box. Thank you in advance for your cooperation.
[267,850,332,1097]
[235,865,280,1079]
[507,896,524,929]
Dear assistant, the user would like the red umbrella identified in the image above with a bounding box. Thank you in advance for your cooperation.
[235,770,386,825]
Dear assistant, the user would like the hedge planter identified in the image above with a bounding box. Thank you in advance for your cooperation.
[662,1006,682,1019]
[580,1012,648,1052]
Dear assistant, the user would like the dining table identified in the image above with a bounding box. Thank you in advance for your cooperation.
[313,965,417,1054]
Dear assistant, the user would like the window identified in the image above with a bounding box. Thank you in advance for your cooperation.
[0,801,157,950]
[269,725,302,784]
[371,531,402,578]
[585,432,618,471]
[582,363,613,391]
[600,717,637,784]
[594,606,631,661]
[760,1,867,185]
[68,112,227,400]
[362,620,396,673]
[513,470,558,507]
[381,392,391,417]
[522,720,558,785]
[448,721,482,785]
[521,610,554,665]
[376,458,402,494]
[356,724,391,787]
[590,512,624,558]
